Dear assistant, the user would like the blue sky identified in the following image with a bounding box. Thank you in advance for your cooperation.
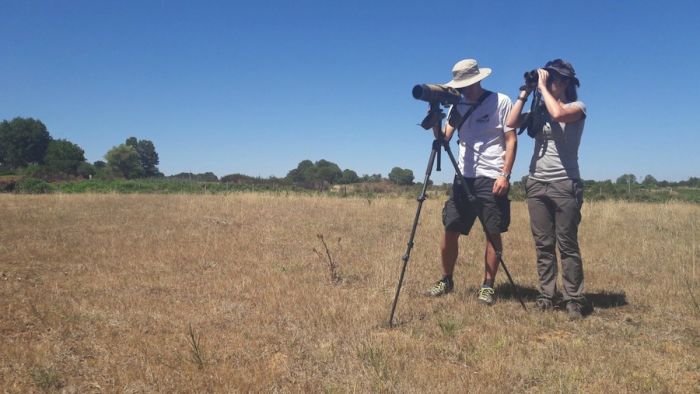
[1,0,698,183]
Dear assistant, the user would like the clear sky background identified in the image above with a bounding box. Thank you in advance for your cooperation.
[1,0,698,183]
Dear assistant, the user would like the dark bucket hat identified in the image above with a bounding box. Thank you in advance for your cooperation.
[544,59,580,87]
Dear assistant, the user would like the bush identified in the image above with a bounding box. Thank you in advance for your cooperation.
[0,175,19,192]
[18,163,43,178]
[388,167,414,185]
[44,139,86,175]
[94,167,116,180]
[105,144,144,179]
[16,177,53,194]
[170,172,219,182]
[77,162,96,178]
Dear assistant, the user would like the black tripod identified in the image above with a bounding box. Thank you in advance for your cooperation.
[388,104,527,328]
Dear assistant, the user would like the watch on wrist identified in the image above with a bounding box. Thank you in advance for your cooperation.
[499,172,511,181]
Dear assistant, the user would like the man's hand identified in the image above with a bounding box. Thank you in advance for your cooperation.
[493,176,510,196]
[432,123,442,140]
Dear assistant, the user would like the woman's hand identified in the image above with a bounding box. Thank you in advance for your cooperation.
[537,68,549,92]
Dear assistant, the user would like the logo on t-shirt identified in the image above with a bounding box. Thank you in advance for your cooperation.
[476,114,490,123]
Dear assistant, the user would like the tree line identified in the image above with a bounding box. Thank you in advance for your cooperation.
[168,161,416,189]
[1,116,697,198]
[0,117,418,189]
[0,117,161,180]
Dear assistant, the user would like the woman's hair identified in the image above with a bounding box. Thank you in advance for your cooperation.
[564,78,578,102]
[543,58,579,102]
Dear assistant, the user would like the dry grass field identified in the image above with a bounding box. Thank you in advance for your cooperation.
[1,193,698,393]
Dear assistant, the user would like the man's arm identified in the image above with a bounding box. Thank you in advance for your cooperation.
[433,121,456,143]
[493,130,517,196]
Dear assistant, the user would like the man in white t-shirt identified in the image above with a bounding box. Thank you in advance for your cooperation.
[427,59,517,306]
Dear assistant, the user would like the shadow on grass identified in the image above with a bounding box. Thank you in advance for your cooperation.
[585,291,628,308]
[494,283,628,309]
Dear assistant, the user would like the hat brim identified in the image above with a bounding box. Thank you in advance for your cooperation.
[544,67,580,86]
[444,68,492,88]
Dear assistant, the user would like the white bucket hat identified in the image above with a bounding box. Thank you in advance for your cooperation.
[444,59,492,88]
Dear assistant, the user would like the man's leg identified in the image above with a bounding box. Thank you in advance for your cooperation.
[473,177,510,305]
[476,233,500,305]
[441,230,461,277]
[428,177,476,297]
[426,230,460,296]
[483,232,502,285]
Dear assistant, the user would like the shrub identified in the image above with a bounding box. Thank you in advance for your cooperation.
[16,177,53,194]
[94,166,117,180]
[44,139,86,175]
[18,163,43,178]
[0,175,19,192]
[76,162,96,179]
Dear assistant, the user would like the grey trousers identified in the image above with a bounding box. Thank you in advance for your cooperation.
[526,178,586,302]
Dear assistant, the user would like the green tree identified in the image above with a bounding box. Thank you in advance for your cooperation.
[196,172,218,182]
[44,139,86,175]
[105,144,144,179]
[221,173,258,184]
[0,117,52,169]
[77,162,96,178]
[286,160,315,183]
[137,140,160,176]
[314,159,342,184]
[389,167,414,185]
[286,159,343,188]
[126,137,160,177]
[362,173,383,183]
[616,174,637,185]
[338,169,360,184]
[19,163,42,178]
[642,174,657,187]
[94,166,115,180]
[170,172,219,182]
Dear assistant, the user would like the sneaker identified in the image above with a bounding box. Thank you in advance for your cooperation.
[566,301,584,320]
[535,297,554,311]
[427,278,453,297]
[477,286,495,305]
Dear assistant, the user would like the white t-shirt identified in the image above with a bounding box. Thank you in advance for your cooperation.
[447,92,514,179]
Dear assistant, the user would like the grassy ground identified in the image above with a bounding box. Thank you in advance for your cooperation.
[0,193,698,392]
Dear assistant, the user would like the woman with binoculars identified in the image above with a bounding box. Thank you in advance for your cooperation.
[506,59,590,319]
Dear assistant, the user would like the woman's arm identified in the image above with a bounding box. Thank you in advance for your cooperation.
[506,90,530,128]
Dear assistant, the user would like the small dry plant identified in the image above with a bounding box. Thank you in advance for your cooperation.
[313,233,341,284]
[187,324,205,369]
[30,366,63,391]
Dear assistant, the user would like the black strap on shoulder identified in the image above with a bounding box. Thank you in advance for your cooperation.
[455,90,492,132]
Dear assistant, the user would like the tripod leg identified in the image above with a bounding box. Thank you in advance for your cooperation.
[495,251,527,310]
[440,142,528,311]
[389,140,441,327]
